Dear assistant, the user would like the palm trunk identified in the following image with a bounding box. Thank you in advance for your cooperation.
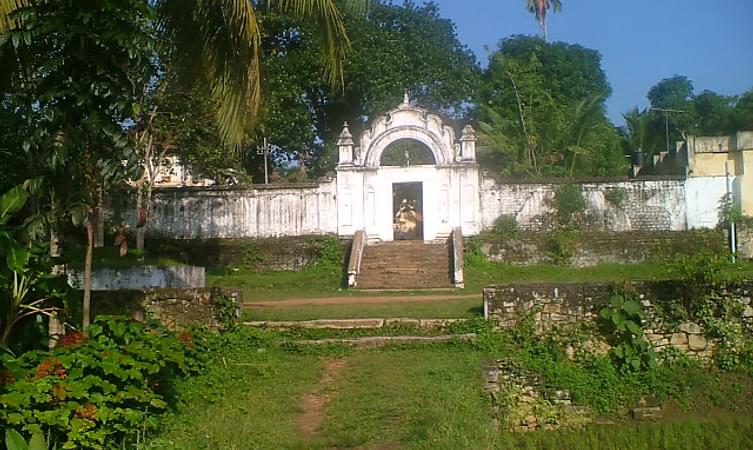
[94,185,105,248]
[83,219,94,328]
[136,187,145,251]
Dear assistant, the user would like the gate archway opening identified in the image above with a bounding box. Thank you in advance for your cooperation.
[380,138,436,167]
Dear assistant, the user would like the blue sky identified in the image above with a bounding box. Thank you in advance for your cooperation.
[431,0,753,125]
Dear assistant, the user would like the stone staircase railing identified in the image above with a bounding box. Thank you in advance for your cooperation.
[347,230,366,288]
[451,228,464,288]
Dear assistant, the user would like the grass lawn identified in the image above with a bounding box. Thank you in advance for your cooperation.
[243,298,483,321]
[62,245,183,270]
[145,329,753,450]
[212,259,753,302]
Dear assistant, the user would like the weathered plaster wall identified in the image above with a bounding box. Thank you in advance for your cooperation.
[480,177,686,231]
[480,176,725,232]
[137,175,727,240]
[143,181,337,239]
[67,265,205,290]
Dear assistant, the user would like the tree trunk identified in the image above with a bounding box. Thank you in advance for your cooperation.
[83,219,94,328]
[94,185,105,248]
[136,187,145,251]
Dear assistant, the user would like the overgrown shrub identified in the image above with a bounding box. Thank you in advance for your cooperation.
[0,317,203,448]
[492,214,518,237]
[315,236,344,267]
[598,294,656,372]
[552,184,586,226]
[547,230,576,264]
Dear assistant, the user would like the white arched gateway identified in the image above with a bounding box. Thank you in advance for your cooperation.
[336,94,481,241]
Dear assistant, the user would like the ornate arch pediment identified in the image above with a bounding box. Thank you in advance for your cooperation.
[358,95,458,168]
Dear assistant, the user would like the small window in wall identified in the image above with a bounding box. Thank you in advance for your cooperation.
[380,139,436,166]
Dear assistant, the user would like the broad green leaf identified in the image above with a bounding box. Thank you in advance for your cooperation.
[0,185,29,225]
[609,295,623,309]
[611,310,625,327]
[6,242,30,273]
[622,300,642,317]
[28,434,47,450]
[625,320,643,335]
[5,429,29,450]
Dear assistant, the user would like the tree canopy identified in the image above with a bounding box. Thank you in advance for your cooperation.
[477,35,625,177]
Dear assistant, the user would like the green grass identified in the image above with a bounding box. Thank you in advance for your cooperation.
[146,328,753,450]
[62,245,183,269]
[316,345,496,450]
[499,418,753,449]
[243,298,483,321]
[212,258,753,302]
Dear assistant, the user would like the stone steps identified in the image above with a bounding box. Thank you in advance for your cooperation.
[244,318,467,329]
[356,241,453,289]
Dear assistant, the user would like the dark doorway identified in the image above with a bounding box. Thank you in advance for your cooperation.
[392,182,423,240]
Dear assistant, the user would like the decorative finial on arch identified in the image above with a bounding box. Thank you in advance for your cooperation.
[403,89,410,106]
[338,121,353,144]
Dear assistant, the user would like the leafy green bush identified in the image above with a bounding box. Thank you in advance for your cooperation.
[0,317,203,448]
[552,184,586,226]
[598,294,655,372]
[546,230,576,264]
[492,214,519,237]
[316,236,344,267]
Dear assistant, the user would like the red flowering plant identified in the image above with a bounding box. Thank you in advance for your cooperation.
[0,316,205,448]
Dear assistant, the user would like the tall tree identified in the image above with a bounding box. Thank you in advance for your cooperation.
[477,35,625,177]
[1,0,357,149]
[525,0,562,42]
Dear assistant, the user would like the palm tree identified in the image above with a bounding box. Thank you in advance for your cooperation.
[525,0,562,42]
[1,0,362,148]
[623,107,652,154]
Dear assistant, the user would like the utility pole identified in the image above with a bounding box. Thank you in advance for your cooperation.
[651,107,685,152]
[257,137,270,184]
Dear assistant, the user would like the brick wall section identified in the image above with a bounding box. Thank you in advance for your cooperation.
[91,287,241,331]
[484,281,753,360]
[475,230,725,267]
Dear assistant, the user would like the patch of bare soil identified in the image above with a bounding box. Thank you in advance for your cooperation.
[298,359,348,439]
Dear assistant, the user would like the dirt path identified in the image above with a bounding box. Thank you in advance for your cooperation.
[245,293,479,308]
[298,358,348,440]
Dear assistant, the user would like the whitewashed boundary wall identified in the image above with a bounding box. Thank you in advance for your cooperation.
[143,181,337,239]
[479,175,728,232]
[138,175,728,240]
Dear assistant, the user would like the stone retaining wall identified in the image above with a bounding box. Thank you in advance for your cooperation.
[474,230,725,267]
[483,281,753,360]
[146,235,348,270]
[90,287,241,331]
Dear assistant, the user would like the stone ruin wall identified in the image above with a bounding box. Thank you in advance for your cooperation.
[90,287,242,331]
[483,281,753,361]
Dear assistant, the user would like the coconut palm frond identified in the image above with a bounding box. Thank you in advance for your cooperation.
[0,0,28,34]
[156,0,262,151]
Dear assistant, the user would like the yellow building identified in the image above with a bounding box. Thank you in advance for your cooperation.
[686,131,753,215]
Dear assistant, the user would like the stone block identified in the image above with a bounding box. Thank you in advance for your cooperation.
[669,333,688,346]
[679,322,703,334]
[688,334,708,351]
[385,318,420,327]
[632,407,662,421]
